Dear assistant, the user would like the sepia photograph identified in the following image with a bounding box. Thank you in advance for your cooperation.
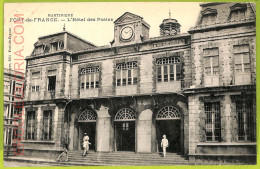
[3,1,257,167]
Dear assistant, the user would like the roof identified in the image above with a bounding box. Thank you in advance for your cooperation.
[38,30,96,47]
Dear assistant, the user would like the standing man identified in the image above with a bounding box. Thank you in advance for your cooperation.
[161,134,169,157]
[82,133,91,156]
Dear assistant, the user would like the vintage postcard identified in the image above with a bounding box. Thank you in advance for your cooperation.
[2,1,258,168]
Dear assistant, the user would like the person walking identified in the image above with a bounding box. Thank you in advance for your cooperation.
[161,134,169,157]
[82,133,91,156]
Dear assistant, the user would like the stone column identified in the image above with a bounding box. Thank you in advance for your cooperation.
[69,114,75,150]
[55,103,65,149]
[188,96,200,159]
[36,107,42,140]
[225,95,232,142]
[96,106,111,152]
[177,101,189,155]
[22,107,26,141]
[137,109,152,153]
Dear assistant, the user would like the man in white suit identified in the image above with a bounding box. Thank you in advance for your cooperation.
[82,133,91,156]
[161,134,169,157]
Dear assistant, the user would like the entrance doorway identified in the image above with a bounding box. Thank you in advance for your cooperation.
[114,108,136,152]
[115,121,135,151]
[77,109,97,151]
[79,122,96,150]
[156,120,181,153]
[156,106,182,153]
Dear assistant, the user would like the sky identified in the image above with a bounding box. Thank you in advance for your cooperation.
[4,2,201,70]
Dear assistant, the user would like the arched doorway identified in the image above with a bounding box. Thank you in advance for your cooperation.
[114,108,135,151]
[156,106,181,153]
[78,109,97,151]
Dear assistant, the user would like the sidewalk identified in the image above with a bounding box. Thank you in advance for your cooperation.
[4,156,105,166]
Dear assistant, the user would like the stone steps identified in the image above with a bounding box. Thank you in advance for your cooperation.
[67,150,190,165]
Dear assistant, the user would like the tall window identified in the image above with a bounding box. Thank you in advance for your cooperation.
[234,45,251,85]
[48,76,56,91]
[204,102,221,142]
[26,111,36,140]
[31,72,40,92]
[203,48,219,76]
[236,100,255,142]
[116,61,138,86]
[203,48,219,86]
[156,56,181,82]
[42,110,52,140]
[80,66,100,89]
[234,45,250,73]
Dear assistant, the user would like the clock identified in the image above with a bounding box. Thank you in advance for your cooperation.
[120,26,134,40]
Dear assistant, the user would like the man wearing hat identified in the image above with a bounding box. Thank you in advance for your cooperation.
[82,133,91,156]
[161,134,169,157]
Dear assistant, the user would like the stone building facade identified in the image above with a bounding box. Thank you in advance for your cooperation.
[4,68,24,154]
[22,3,256,164]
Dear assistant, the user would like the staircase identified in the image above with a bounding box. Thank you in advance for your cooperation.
[4,145,16,157]
[67,150,190,166]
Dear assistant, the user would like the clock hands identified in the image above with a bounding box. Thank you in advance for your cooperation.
[121,27,133,40]
[124,30,132,34]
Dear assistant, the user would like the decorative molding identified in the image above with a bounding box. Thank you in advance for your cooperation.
[230,3,247,11]
[114,108,136,121]
[156,106,181,120]
[201,8,218,16]
[199,94,225,102]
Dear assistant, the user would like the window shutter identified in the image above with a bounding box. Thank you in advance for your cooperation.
[204,57,211,68]
[95,72,100,81]
[243,53,250,64]
[235,54,242,64]
[133,69,138,77]
[212,56,219,66]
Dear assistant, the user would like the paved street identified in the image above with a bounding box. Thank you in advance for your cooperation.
[4,161,54,167]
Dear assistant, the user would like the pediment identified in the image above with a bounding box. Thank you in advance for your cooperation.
[230,3,247,11]
[114,12,143,24]
[34,41,45,46]
[201,8,218,15]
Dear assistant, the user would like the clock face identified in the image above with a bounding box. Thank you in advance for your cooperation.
[120,26,134,40]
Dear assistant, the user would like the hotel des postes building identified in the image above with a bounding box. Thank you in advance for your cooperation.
[21,2,256,164]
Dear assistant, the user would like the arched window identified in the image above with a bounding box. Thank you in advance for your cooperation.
[156,106,181,120]
[114,108,135,121]
[78,109,97,122]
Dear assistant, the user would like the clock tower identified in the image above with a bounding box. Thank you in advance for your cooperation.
[113,12,150,46]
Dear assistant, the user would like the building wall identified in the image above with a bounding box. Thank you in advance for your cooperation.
[190,25,256,87]
[188,90,256,164]
[187,2,256,164]
[73,36,191,98]
[4,68,24,151]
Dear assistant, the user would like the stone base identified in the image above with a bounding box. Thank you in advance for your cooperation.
[21,148,63,160]
[191,155,256,165]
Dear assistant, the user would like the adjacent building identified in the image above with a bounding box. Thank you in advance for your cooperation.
[21,2,256,164]
[4,68,24,155]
